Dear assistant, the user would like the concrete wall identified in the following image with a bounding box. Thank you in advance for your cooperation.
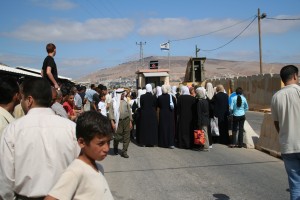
[207,73,282,110]
[256,113,281,157]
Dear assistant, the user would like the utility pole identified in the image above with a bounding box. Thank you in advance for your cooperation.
[136,41,146,69]
[258,8,266,74]
[195,45,200,58]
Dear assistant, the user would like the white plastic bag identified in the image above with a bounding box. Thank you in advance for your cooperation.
[210,117,219,136]
[169,94,174,110]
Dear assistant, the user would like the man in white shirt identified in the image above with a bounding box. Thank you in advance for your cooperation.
[102,86,111,108]
[51,88,68,119]
[72,86,83,110]
[0,78,80,200]
[0,76,20,137]
[0,76,20,200]
[271,65,300,200]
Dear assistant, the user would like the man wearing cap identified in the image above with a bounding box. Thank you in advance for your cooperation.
[109,88,133,158]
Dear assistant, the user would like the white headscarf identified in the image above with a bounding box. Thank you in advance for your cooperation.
[137,89,143,108]
[196,87,206,99]
[166,85,172,94]
[156,86,162,98]
[171,86,177,97]
[112,88,124,132]
[161,85,168,94]
[146,84,152,93]
[206,82,214,100]
[142,89,146,95]
[181,86,190,95]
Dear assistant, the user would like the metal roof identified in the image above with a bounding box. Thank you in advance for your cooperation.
[0,65,41,77]
[16,66,72,81]
[143,72,169,77]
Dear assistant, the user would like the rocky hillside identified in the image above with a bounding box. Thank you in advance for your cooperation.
[76,56,293,85]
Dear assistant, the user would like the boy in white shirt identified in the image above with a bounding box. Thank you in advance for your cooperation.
[45,111,114,200]
[98,93,107,117]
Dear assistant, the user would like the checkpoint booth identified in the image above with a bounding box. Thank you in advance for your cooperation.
[136,60,170,88]
[183,57,206,83]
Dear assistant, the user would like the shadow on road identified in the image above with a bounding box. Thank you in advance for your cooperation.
[213,193,230,200]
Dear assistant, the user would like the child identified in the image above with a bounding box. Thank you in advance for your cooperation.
[45,111,114,200]
[98,93,107,117]
[63,93,77,121]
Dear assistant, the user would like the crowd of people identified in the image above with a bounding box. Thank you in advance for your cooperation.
[1,43,298,200]
[0,55,299,199]
[0,73,250,199]
[109,82,249,153]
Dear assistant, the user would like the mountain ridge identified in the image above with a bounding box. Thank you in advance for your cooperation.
[76,56,296,85]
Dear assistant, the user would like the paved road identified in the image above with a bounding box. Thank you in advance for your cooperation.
[101,111,289,200]
[245,111,265,136]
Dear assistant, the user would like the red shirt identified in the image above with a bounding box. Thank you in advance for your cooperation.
[63,101,75,116]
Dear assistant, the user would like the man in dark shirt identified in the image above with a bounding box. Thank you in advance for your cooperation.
[41,43,59,89]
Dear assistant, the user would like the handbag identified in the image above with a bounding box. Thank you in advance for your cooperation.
[194,130,205,145]
[169,94,174,110]
[210,117,220,136]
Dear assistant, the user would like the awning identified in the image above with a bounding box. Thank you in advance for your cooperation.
[143,72,169,77]
[0,65,41,77]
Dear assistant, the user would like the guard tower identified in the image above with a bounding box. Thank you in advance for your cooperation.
[183,57,206,83]
[136,60,170,88]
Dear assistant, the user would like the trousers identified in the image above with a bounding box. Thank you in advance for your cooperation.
[114,117,131,153]
[281,153,300,200]
[232,115,245,146]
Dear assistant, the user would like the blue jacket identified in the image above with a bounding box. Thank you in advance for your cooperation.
[230,95,248,116]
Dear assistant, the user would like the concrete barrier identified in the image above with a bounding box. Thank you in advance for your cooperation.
[228,120,258,149]
[256,113,281,157]
[207,73,282,110]
[243,120,259,149]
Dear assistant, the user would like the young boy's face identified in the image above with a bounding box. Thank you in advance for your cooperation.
[83,135,111,161]
[67,95,74,104]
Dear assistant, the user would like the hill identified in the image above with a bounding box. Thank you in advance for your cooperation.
[76,56,292,86]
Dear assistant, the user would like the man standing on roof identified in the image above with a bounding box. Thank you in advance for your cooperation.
[41,43,59,89]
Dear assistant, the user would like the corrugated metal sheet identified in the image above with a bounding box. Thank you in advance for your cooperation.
[0,65,41,77]
[16,66,72,81]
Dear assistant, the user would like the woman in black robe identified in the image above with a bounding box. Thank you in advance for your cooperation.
[176,86,196,149]
[212,84,230,145]
[157,85,176,148]
[138,84,158,146]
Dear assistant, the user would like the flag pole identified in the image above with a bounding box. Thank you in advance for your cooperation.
[168,40,170,69]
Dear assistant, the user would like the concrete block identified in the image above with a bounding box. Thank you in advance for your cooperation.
[243,120,259,149]
[256,113,281,156]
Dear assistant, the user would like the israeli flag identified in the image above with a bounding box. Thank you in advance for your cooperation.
[160,42,169,51]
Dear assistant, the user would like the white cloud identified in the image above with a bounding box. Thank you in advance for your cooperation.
[215,50,258,61]
[0,53,40,67]
[31,0,76,10]
[7,18,134,42]
[261,15,300,34]
[60,57,101,68]
[138,15,300,39]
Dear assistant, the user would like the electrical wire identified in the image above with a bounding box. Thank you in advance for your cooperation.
[266,17,300,20]
[170,15,256,42]
[200,16,257,52]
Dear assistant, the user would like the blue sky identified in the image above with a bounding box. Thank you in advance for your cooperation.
[1,0,300,79]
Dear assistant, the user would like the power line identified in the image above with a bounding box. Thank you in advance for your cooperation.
[200,16,257,52]
[266,17,300,20]
[170,15,256,42]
